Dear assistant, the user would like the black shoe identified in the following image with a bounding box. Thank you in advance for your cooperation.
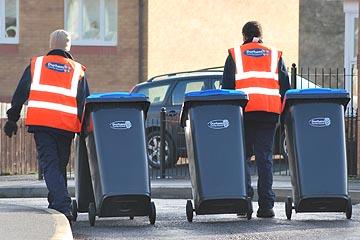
[256,208,275,218]
[64,213,74,226]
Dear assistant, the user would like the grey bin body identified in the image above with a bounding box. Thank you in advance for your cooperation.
[180,90,249,215]
[75,135,94,212]
[78,93,151,218]
[284,89,350,213]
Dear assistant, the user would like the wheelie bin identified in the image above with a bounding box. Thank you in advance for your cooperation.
[282,88,352,220]
[71,135,95,222]
[180,89,252,222]
[75,92,156,226]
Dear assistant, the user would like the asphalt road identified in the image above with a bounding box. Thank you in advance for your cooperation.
[71,199,360,240]
[1,198,360,240]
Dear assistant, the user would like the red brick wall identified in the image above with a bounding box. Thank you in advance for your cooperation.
[0,0,142,100]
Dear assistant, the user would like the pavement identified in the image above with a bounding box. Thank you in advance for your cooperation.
[0,174,359,239]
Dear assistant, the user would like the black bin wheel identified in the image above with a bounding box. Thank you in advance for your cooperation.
[186,200,194,222]
[246,197,253,220]
[149,201,156,225]
[71,199,78,222]
[346,198,352,219]
[130,216,134,220]
[285,197,293,220]
[88,202,96,227]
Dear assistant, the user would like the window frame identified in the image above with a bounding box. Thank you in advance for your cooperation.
[64,0,118,46]
[0,0,19,44]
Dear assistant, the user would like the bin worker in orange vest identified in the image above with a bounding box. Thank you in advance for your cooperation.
[3,29,90,222]
[222,21,290,218]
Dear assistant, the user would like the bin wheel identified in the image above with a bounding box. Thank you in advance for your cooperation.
[148,201,156,225]
[186,200,194,222]
[88,202,96,227]
[285,197,293,220]
[346,198,352,219]
[130,216,134,220]
[246,197,253,220]
[71,199,78,222]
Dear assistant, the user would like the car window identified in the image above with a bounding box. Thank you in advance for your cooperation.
[213,79,221,89]
[171,80,206,105]
[136,84,170,104]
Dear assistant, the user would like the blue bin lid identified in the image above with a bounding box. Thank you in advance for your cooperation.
[285,88,349,100]
[184,89,248,102]
[86,92,148,103]
[180,89,248,128]
[283,88,350,111]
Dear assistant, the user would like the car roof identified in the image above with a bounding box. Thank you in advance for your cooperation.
[147,67,224,82]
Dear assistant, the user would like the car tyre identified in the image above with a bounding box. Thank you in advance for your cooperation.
[146,130,176,168]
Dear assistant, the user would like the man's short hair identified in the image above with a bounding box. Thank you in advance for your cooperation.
[242,21,262,41]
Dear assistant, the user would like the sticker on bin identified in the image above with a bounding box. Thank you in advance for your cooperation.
[207,119,230,129]
[110,121,132,130]
[308,117,331,128]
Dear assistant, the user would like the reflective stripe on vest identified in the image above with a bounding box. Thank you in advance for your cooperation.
[25,56,84,132]
[230,43,282,114]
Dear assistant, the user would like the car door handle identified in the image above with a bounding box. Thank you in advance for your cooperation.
[167,110,178,117]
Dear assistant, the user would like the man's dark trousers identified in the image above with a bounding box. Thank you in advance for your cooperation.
[34,131,72,214]
[244,121,276,210]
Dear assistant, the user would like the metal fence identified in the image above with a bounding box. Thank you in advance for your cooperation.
[0,65,358,178]
[0,103,75,176]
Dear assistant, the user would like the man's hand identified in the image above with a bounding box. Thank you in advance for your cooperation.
[4,120,18,138]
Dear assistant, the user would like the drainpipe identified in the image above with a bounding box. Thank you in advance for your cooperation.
[138,0,148,83]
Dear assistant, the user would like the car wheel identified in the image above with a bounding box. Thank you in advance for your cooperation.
[146,130,176,168]
[280,132,288,161]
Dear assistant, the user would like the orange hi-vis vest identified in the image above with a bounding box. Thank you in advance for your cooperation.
[25,55,86,133]
[229,42,282,114]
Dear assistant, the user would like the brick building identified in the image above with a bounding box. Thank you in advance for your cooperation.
[0,0,148,100]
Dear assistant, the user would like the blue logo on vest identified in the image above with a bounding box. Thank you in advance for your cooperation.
[244,48,269,57]
[45,62,71,73]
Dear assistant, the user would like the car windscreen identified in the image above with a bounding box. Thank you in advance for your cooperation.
[134,84,170,104]
[171,77,222,105]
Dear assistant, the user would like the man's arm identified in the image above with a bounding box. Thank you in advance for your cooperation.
[278,57,291,102]
[76,74,90,121]
[222,54,236,90]
[6,65,32,122]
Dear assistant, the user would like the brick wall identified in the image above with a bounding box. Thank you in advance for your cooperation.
[0,0,142,100]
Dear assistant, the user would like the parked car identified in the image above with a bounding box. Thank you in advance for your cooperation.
[131,68,222,168]
[131,68,320,168]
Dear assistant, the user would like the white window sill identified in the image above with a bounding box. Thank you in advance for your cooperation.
[72,40,117,47]
[0,39,19,44]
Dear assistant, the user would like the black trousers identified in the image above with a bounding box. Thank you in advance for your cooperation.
[34,131,72,214]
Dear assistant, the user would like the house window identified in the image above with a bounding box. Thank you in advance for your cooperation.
[65,0,118,46]
[0,0,19,44]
